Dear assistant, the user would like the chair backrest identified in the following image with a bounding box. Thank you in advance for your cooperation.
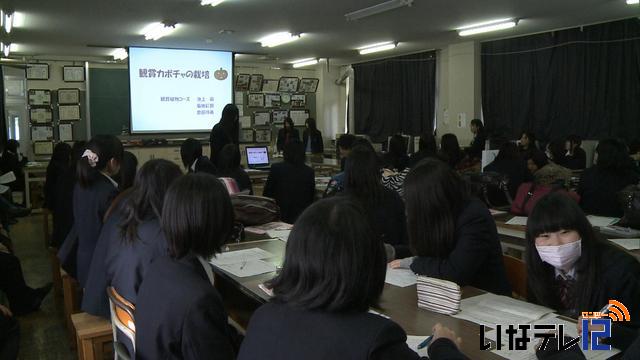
[107,286,136,353]
[219,177,241,195]
[503,255,527,299]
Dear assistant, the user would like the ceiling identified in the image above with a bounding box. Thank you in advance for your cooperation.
[4,0,640,65]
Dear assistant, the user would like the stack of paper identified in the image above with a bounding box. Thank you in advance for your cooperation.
[608,238,640,250]
[245,222,293,235]
[451,293,553,327]
[209,248,277,277]
[506,216,528,226]
[405,335,430,357]
[416,276,461,315]
[266,229,291,242]
[586,215,619,227]
[385,268,417,287]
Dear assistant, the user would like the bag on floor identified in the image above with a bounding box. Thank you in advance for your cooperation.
[617,184,640,229]
[463,171,513,208]
[511,182,580,216]
[231,194,280,226]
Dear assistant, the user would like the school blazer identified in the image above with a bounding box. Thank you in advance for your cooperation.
[303,129,324,154]
[135,254,240,360]
[72,175,118,287]
[410,199,511,296]
[239,302,467,360]
[263,161,315,223]
[81,208,167,318]
[276,128,300,152]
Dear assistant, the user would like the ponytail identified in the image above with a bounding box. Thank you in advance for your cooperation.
[77,135,124,188]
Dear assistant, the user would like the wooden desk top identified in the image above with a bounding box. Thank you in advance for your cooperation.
[214,239,502,359]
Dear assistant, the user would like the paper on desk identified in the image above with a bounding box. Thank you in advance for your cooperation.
[385,268,417,287]
[245,222,293,235]
[506,216,528,226]
[266,229,291,242]
[587,215,619,227]
[405,335,429,357]
[608,238,640,250]
[0,172,16,184]
[490,209,507,216]
[216,260,276,278]
[0,185,9,194]
[485,314,620,360]
[209,248,274,266]
[451,293,554,327]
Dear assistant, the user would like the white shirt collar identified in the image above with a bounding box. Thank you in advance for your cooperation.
[555,267,576,280]
[197,256,215,286]
[100,171,118,188]
[190,157,199,172]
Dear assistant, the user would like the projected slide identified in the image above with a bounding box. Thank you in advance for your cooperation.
[129,47,233,133]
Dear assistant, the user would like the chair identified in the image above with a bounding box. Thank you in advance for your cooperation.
[107,286,136,360]
[503,254,527,300]
[61,268,81,347]
[71,312,113,360]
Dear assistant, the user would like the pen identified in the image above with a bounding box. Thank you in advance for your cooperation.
[240,261,247,270]
[417,335,433,350]
[598,303,612,315]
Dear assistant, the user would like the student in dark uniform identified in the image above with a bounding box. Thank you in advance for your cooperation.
[117,151,138,191]
[0,304,19,360]
[390,159,511,296]
[263,141,314,223]
[409,133,438,168]
[342,145,409,260]
[73,135,123,287]
[302,118,324,154]
[525,193,640,351]
[0,250,52,315]
[276,118,300,153]
[466,119,486,159]
[209,104,239,167]
[51,141,85,249]
[238,197,467,360]
[135,174,241,360]
[564,135,586,170]
[81,160,182,319]
[44,142,71,212]
[180,138,217,175]
[439,133,465,169]
[484,141,532,197]
[238,197,463,360]
[578,139,639,217]
[216,144,253,194]
[381,134,410,172]
[518,131,539,160]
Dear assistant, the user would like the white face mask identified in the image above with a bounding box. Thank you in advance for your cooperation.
[536,240,582,271]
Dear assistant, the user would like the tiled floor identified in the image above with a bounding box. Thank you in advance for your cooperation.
[11,215,74,360]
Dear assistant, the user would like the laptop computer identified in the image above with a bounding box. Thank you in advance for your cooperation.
[246,146,271,170]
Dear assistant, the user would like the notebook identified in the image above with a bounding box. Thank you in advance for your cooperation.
[416,276,461,315]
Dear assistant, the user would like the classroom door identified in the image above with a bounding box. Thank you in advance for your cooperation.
[2,65,28,158]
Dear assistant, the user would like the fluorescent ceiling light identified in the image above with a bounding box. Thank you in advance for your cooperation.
[201,0,225,6]
[112,48,128,60]
[12,12,25,28]
[3,43,10,57]
[4,11,13,33]
[627,0,639,4]
[142,22,178,40]
[292,58,318,68]
[457,19,517,36]
[260,32,300,47]
[358,41,397,55]
[345,0,413,21]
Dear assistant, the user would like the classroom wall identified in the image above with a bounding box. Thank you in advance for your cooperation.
[435,41,482,147]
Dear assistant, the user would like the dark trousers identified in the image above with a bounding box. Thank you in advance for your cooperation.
[0,252,38,315]
[0,314,19,360]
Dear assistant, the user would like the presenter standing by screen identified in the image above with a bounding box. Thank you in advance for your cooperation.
[210,104,239,167]
[276,118,300,153]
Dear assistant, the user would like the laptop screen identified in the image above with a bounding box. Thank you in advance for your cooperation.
[246,146,270,168]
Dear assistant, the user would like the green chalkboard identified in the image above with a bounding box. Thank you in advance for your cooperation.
[89,68,130,136]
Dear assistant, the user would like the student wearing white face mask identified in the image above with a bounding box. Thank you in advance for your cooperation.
[526,192,640,351]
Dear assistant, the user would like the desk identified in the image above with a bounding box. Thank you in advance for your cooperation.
[213,239,502,359]
[494,214,640,260]
[23,162,48,211]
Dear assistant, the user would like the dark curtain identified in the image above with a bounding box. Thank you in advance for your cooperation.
[482,18,640,142]
[354,51,436,142]
[0,66,5,149]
